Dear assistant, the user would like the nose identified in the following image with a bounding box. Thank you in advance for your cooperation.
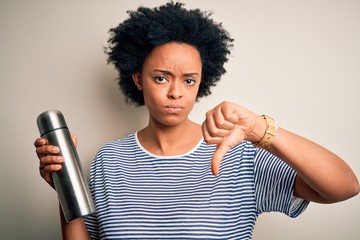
[167,81,183,99]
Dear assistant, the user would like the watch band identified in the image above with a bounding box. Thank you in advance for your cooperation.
[254,115,278,148]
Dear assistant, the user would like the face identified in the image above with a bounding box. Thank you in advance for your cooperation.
[133,42,202,128]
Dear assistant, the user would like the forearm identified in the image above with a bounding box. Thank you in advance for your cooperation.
[59,205,90,240]
[203,101,359,200]
[264,127,359,203]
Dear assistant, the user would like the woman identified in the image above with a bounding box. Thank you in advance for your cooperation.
[34,2,359,239]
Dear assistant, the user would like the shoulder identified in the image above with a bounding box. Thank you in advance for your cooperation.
[89,132,141,175]
[101,131,136,148]
[94,132,138,159]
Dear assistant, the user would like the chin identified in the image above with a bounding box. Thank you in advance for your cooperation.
[159,115,189,128]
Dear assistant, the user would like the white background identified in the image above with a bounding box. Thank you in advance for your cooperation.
[1,0,359,239]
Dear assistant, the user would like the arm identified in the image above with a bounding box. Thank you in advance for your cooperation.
[202,101,359,203]
[34,137,91,239]
[266,127,359,203]
[59,205,90,240]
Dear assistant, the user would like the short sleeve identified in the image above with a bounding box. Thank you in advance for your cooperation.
[84,213,99,239]
[254,148,309,218]
[83,156,100,239]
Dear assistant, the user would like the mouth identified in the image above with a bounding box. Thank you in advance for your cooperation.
[164,105,183,113]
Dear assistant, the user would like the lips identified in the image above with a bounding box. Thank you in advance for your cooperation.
[164,105,183,113]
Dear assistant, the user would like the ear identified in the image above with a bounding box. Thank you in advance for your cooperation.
[132,72,143,90]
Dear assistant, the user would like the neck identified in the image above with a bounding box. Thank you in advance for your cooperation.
[138,119,202,156]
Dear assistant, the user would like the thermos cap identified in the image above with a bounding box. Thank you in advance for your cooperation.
[37,110,68,136]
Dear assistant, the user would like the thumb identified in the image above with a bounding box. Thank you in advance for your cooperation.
[71,134,78,148]
[211,143,232,176]
[211,126,245,176]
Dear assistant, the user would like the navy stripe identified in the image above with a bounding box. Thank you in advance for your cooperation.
[84,132,308,239]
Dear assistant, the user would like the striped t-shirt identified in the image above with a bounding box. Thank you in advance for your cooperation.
[84,131,309,239]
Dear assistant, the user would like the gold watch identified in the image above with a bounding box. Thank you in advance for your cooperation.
[254,115,278,148]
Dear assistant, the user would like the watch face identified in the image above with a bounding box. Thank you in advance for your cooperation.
[267,123,278,136]
[256,116,278,148]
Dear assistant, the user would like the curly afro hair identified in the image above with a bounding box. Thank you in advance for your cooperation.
[106,1,234,106]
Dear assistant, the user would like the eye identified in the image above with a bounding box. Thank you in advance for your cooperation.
[184,79,196,86]
[154,76,168,84]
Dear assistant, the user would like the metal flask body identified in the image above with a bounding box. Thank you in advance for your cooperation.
[36,110,95,222]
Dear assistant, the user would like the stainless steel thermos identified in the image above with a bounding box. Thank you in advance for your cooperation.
[36,110,95,222]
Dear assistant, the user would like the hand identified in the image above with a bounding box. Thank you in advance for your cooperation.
[202,101,265,176]
[34,134,77,189]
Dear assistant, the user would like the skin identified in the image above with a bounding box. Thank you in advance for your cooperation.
[202,102,359,202]
[34,42,359,239]
[132,42,203,156]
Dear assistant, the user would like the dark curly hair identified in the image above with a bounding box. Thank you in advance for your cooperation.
[106,1,234,106]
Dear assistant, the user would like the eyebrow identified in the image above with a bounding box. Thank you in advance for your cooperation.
[153,69,200,77]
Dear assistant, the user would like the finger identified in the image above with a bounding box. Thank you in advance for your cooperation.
[211,126,245,176]
[211,144,232,176]
[71,134,78,148]
[219,101,239,123]
[40,163,62,174]
[40,164,62,189]
[213,106,235,130]
[202,121,224,145]
[36,145,60,159]
[34,137,48,148]
[39,155,64,167]
[204,112,232,138]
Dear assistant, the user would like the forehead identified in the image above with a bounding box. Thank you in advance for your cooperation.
[142,42,202,73]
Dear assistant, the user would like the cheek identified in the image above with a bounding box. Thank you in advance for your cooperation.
[192,84,201,98]
[142,86,164,105]
[185,88,200,106]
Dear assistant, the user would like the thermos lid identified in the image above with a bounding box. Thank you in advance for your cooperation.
[37,110,68,136]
